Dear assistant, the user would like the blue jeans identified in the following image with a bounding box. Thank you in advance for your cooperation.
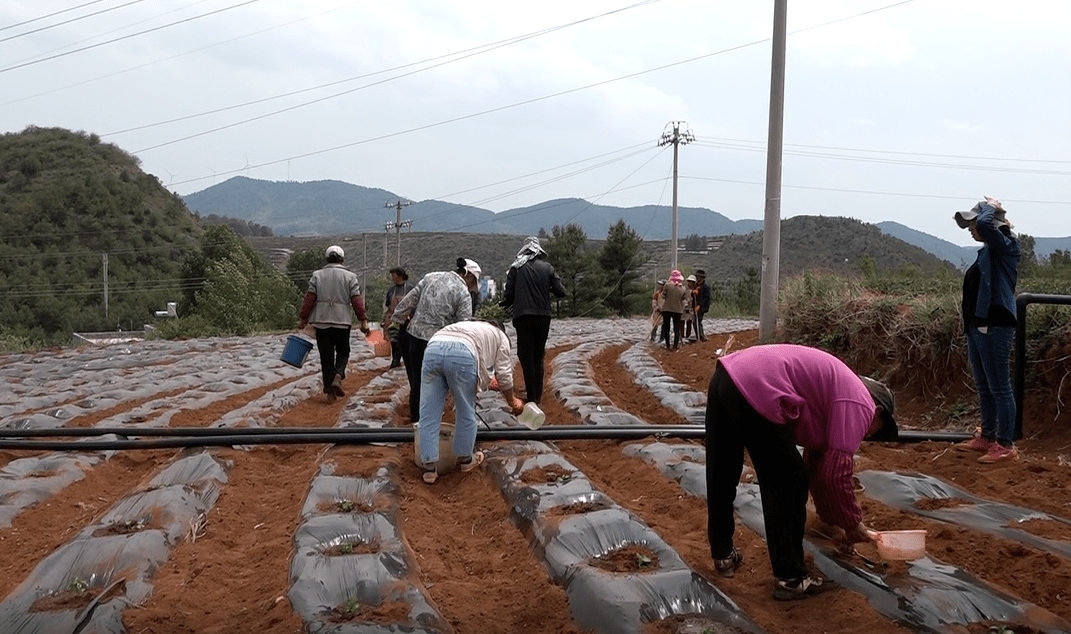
[418,340,479,466]
[966,325,1016,446]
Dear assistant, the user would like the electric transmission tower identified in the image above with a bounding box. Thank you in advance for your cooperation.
[384,200,413,267]
[658,121,695,271]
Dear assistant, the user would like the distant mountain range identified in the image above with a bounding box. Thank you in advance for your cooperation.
[183,176,1071,267]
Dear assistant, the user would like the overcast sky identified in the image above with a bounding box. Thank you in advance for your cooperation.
[3,0,1069,246]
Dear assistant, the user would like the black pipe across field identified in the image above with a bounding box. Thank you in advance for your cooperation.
[0,425,971,451]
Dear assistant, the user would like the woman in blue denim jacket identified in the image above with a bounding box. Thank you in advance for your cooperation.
[954,197,1020,463]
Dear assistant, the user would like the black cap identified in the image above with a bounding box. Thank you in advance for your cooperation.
[859,376,897,441]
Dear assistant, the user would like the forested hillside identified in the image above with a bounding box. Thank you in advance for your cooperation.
[0,127,202,341]
[0,126,975,349]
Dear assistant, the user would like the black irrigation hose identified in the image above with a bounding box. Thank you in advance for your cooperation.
[0,425,696,438]
[0,426,972,451]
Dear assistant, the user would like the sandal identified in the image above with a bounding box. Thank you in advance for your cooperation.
[421,466,438,484]
[458,450,485,473]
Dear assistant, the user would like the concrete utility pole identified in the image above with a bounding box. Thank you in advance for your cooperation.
[102,253,109,317]
[658,122,695,272]
[759,0,788,342]
[384,200,413,267]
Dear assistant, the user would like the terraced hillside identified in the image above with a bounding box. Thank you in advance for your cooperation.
[1,319,1070,634]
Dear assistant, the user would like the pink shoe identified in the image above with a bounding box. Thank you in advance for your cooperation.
[978,444,1019,464]
[957,436,994,452]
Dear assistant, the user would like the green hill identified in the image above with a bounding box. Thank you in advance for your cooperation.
[0,126,202,341]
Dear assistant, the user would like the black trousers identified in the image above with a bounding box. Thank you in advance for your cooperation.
[401,330,428,423]
[314,326,351,393]
[513,314,552,404]
[661,311,682,348]
[704,363,810,580]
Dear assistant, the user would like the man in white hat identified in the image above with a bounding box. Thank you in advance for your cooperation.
[298,245,370,402]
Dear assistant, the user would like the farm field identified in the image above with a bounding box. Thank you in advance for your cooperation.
[1,318,1069,634]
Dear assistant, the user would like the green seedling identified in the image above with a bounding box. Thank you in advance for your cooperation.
[343,596,360,614]
[635,553,652,569]
[702,628,717,634]
[339,542,354,554]
[989,626,1016,634]
[555,474,572,485]
[337,499,356,512]
[944,398,971,422]
[66,578,89,593]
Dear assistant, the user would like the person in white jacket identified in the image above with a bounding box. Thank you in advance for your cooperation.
[418,319,524,484]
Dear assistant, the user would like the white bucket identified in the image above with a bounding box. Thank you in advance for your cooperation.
[413,422,457,474]
[870,529,926,561]
[518,402,545,430]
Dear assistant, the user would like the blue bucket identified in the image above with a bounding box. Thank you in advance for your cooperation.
[281,334,314,368]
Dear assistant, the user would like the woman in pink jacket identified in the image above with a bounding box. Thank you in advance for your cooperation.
[704,344,897,600]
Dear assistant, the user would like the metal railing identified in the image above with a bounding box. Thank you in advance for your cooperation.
[1014,292,1071,439]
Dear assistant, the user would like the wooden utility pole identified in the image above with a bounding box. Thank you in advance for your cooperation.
[384,200,413,267]
[658,122,695,272]
[759,0,788,341]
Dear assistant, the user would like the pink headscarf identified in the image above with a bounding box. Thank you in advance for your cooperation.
[668,270,684,285]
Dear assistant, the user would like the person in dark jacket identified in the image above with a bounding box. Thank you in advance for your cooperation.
[297,245,370,401]
[501,236,566,404]
[954,197,1021,463]
[694,269,711,341]
[383,267,414,369]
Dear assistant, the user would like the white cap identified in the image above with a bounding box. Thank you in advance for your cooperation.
[326,245,345,259]
[463,258,481,280]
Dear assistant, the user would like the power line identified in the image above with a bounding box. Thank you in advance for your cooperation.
[0,0,264,74]
[0,0,149,43]
[0,0,112,33]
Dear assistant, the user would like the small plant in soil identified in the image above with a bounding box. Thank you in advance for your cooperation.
[337,499,356,513]
[66,577,89,593]
[94,517,149,537]
[30,578,95,613]
[327,596,363,622]
[591,545,660,573]
[322,539,377,556]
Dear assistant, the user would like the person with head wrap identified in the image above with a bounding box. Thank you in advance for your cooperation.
[953,197,1021,463]
[383,266,414,369]
[392,257,482,423]
[659,270,688,350]
[297,245,370,401]
[704,343,898,600]
[500,236,566,405]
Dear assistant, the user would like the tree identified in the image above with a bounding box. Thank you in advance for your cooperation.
[1018,233,1037,278]
[683,233,705,252]
[542,223,604,317]
[598,220,648,316]
[734,266,761,315]
[286,246,329,292]
[179,225,300,335]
